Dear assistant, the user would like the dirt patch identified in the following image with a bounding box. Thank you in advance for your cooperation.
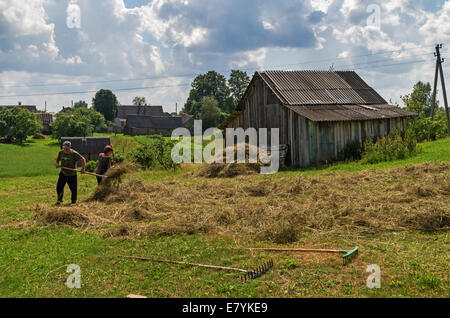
[32,162,450,242]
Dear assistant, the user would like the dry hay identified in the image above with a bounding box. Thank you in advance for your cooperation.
[32,162,450,243]
[194,143,265,178]
[88,163,136,201]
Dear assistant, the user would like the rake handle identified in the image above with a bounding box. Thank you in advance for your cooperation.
[244,247,341,254]
[120,255,248,273]
[61,167,108,178]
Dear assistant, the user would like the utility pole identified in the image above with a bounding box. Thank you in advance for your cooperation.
[431,44,450,134]
[176,102,178,114]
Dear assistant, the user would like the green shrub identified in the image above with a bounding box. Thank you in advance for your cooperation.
[86,160,97,172]
[127,135,179,170]
[338,139,363,161]
[361,131,419,164]
[127,145,155,169]
[405,114,448,142]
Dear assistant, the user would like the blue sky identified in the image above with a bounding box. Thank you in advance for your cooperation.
[0,0,449,112]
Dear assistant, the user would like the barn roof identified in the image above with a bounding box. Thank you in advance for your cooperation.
[126,115,183,129]
[116,105,165,119]
[60,137,111,154]
[285,104,417,122]
[257,70,387,106]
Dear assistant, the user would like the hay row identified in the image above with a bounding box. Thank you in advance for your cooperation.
[33,162,450,243]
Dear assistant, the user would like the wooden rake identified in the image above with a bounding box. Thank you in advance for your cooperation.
[241,247,359,265]
[61,167,108,178]
[119,255,273,281]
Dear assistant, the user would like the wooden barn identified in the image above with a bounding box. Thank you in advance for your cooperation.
[219,70,417,167]
[60,137,111,162]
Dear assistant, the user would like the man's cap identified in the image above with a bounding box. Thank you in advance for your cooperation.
[63,141,71,148]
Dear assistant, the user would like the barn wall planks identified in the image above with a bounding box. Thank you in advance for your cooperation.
[284,108,406,166]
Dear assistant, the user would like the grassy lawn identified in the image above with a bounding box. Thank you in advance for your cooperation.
[0,136,448,298]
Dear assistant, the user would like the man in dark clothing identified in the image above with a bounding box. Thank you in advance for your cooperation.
[95,145,113,185]
[55,141,86,205]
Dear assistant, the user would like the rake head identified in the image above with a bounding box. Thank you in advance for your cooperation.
[241,259,274,281]
[340,247,359,265]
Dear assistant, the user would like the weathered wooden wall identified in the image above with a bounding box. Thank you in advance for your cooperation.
[285,109,406,166]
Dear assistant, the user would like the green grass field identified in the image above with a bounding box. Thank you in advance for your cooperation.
[0,136,448,298]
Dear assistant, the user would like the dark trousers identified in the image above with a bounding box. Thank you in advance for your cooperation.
[96,176,103,185]
[57,172,78,203]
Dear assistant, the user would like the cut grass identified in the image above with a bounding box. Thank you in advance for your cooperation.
[0,137,449,297]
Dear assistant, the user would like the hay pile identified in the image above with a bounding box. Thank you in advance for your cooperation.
[33,162,450,242]
[89,163,135,201]
[194,143,264,178]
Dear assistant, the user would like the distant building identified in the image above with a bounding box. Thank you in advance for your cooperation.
[116,105,169,119]
[60,137,111,162]
[0,102,37,113]
[115,105,193,136]
[35,113,54,134]
[124,113,194,136]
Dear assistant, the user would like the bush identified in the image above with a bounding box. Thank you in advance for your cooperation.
[127,135,179,170]
[0,107,41,143]
[405,114,448,142]
[338,139,364,161]
[361,131,419,164]
[86,160,97,172]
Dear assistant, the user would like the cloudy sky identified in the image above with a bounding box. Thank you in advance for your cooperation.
[0,0,449,113]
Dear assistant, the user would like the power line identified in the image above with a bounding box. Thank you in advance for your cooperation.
[0,83,191,98]
[0,58,430,98]
[0,46,433,89]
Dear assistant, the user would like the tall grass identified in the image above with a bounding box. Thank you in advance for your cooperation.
[361,131,419,164]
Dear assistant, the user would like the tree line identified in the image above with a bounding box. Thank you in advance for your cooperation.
[1,71,447,144]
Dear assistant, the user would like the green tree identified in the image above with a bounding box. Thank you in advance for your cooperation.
[51,108,105,139]
[228,70,250,102]
[74,100,88,109]
[402,81,448,141]
[132,96,147,106]
[401,81,434,117]
[199,96,226,129]
[0,107,41,143]
[74,107,106,130]
[183,71,234,118]
[92,89,119,121]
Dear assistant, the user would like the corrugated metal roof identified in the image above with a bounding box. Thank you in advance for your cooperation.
[259,70,387,106]
[285,104,417,122]
[116,105,165,119]
[126,115,183,129]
